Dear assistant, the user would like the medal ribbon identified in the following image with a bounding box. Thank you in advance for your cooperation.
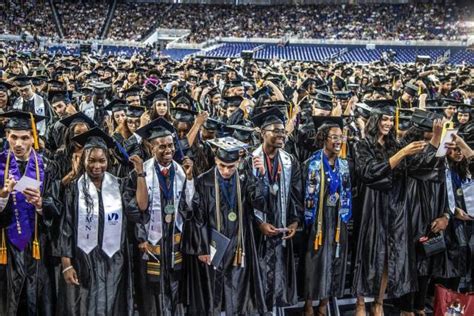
[264,152,281,184]
[155,163,175,202]
[218,174,236,211]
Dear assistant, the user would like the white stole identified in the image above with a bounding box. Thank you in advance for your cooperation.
[13,94,46,135]
[77,172,123,258]
[143,158,186,245]
[252,145,292,228]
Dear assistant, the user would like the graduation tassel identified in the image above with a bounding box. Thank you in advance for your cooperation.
[335,217,341,258]
[29,112,39,150]
[0,229,7,265]
[314,161,325,251]
[395,107,400,138]
[339,128,348,159]
[32,151,40,260]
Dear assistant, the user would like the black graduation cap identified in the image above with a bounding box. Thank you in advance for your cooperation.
[48,80,66,90]
[441,98,462,106]
[81,86,94,95]
[334,91,352,100]
[135,117,175,141]
[72,127,115,150]
[203,117,226,131]
[355,102,372,119]
[223,96,243,108]
[13,76,33,87]
[207,87,221,97]
[126,105,146,118]
[90,82,111,94]
[261,100,290,113]
[253,86,272,100]
[60,111,96,128]
[146,89,168,104]
[251,107,285,128]
[208,137,246,163]
[301,77,324,90]
[404,83,418,97]
[32,76,49,86]
[227,124,255,142]
[365,99,396,116]
[122,86,142,97]
[457,103,473,114]
[49,90,69,104]
[410,109,444,132]
[0,81,14,92]
[172,91,194,107]
[104,99,128,112]
[312,116,344,132]
[0,110,46,131]
[171,108,197,123]
[315,89,333,102]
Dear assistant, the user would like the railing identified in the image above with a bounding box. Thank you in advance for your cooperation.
[100,0,118,40]
[48,0,64,38]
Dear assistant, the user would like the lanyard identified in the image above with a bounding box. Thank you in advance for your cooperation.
[264,152,281,184]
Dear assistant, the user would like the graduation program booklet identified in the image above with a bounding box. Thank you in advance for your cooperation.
[436,129,458,157]
[210,229,231,269]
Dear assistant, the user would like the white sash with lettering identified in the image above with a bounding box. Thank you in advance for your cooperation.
[144,158,186,245]
[252,145,292,228]
[77,172,123,258]
[13,94,46,135]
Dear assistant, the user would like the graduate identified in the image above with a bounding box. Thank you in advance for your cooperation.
[183,138,266,315]
[352,100,429,316]
[131,118,195,316]
[57,127,142,316]
[248,107,304,314]
[0,110,56,315]
[302,116,352,316]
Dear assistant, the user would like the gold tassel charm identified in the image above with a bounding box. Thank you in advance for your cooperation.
[233,249,239,267]
[32,240,40,260]
[0,229,7,265]
[240,251,245,268]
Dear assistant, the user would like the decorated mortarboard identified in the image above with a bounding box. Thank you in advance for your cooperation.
[72,127,115,150]
[13,76,33,87]
[104,99,128,112]
[203,117,226,131]
[410,109,444,132]
[0,81,14,91]
[312,116,344,132]
[126,105,146,118]
[135,117,175,141]
[250,107,285,128]
[223,96,244,108]
[365,99,396,116]
[207,137,248,163]
[403,83,419,97]
[172,91,194,107]
[170,107,197,123]
[60,111,96,128]
[226,124,255,143]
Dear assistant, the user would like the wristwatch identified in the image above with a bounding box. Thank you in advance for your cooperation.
[137,172,147,178]
[443,212,451,220]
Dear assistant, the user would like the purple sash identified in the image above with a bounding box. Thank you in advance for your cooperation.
[0,150,44,251]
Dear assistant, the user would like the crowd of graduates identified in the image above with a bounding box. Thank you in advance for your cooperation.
[0,47,472,316]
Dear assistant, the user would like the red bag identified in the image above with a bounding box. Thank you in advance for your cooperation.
[433,284,474,316]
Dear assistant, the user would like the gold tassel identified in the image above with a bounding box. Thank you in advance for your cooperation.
[339,128,348,159]
[395,107,400,138]
[32,213,40,260]
[233,249,239,267]
[29,112,39,150]
[0,229,7,265]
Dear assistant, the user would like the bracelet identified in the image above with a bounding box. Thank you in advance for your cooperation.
[62,266,74,274]
[443,212,451,220]
[137,172,146,178]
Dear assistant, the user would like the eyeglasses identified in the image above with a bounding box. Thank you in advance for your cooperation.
[327,135,346,142]
[264,128,287,135]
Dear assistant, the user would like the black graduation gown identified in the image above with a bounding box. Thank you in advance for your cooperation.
[129,170,191,316]
[0,160,57,316]
[183,167,266,315]
[405,144,449,277]
[352,138,417,299]
[244,152,304,309]
[57,176,141,316]
[302,161,349,301]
